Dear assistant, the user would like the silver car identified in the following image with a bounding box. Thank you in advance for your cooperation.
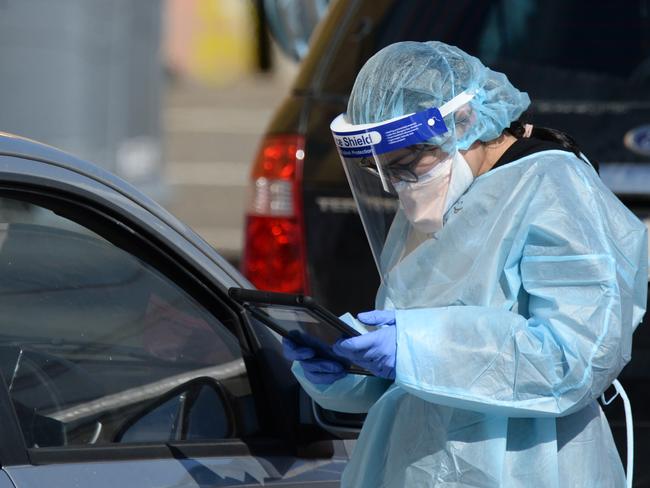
[0,132,354,487]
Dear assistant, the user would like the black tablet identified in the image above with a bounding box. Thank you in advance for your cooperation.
[228,287,372,375]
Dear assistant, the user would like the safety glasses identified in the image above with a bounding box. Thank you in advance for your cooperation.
[359,142,451,183]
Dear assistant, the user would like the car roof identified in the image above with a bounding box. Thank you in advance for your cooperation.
[0,131,251,289]
[0,130,162,210]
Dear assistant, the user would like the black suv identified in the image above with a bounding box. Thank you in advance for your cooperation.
[243,0,650,483]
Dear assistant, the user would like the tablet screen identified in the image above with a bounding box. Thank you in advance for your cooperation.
[227,287,370,374]
[255,304,350,350]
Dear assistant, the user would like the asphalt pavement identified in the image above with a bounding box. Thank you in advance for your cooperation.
[162,71,292,267]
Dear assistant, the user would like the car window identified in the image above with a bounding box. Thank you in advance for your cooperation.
[476,1,648,78]
[373,0,648,71]
[0,195,254,448]
[373,0,649,91]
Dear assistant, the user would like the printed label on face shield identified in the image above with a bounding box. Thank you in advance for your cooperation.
[332,107,448,158]
[333,131,382,149]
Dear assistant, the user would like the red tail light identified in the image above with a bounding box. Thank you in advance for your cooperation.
[241,135,310,293]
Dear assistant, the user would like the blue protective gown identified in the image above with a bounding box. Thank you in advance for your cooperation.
[293,150,648,487]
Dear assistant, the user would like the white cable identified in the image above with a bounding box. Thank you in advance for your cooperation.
[602,380,633,488]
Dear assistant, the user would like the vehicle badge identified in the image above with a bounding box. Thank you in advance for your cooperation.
[623,125,650,157]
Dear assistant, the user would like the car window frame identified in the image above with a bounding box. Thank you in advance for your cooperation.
[0,183,293,466]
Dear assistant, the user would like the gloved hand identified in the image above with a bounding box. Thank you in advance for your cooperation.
[357,309,396,326]
[282,338,348,385]
[333,325,397,380]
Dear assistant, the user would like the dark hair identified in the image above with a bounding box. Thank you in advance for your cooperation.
[506,120,598,173]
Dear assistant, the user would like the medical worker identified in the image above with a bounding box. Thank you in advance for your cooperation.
[284,41,648,487]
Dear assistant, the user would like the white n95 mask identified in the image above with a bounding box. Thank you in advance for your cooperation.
[393,151,474,234]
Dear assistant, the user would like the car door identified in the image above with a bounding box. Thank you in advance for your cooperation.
[0,142,347,487]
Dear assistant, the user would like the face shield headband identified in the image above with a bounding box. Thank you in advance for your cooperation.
[330,90,476,192]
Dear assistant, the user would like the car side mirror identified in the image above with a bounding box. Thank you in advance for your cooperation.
[263,0,330,61]
[115,376,236,443]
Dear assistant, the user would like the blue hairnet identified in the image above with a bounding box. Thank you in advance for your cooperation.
[347,41,531,150]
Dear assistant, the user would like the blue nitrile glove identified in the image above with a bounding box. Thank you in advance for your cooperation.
[333,325,397,380]
[357,309,396,326]
[282,338,348,385]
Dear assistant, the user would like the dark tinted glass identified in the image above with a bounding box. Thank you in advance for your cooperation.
[0,197,253,447]
[477,1,648,77]
[374,0,494,54]
[375,0,649,78]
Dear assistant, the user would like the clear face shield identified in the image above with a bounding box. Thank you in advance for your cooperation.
[330,91,475,283]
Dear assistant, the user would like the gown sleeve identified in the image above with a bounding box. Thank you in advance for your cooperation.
[292,363,393,413]
[394,159,648,417]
